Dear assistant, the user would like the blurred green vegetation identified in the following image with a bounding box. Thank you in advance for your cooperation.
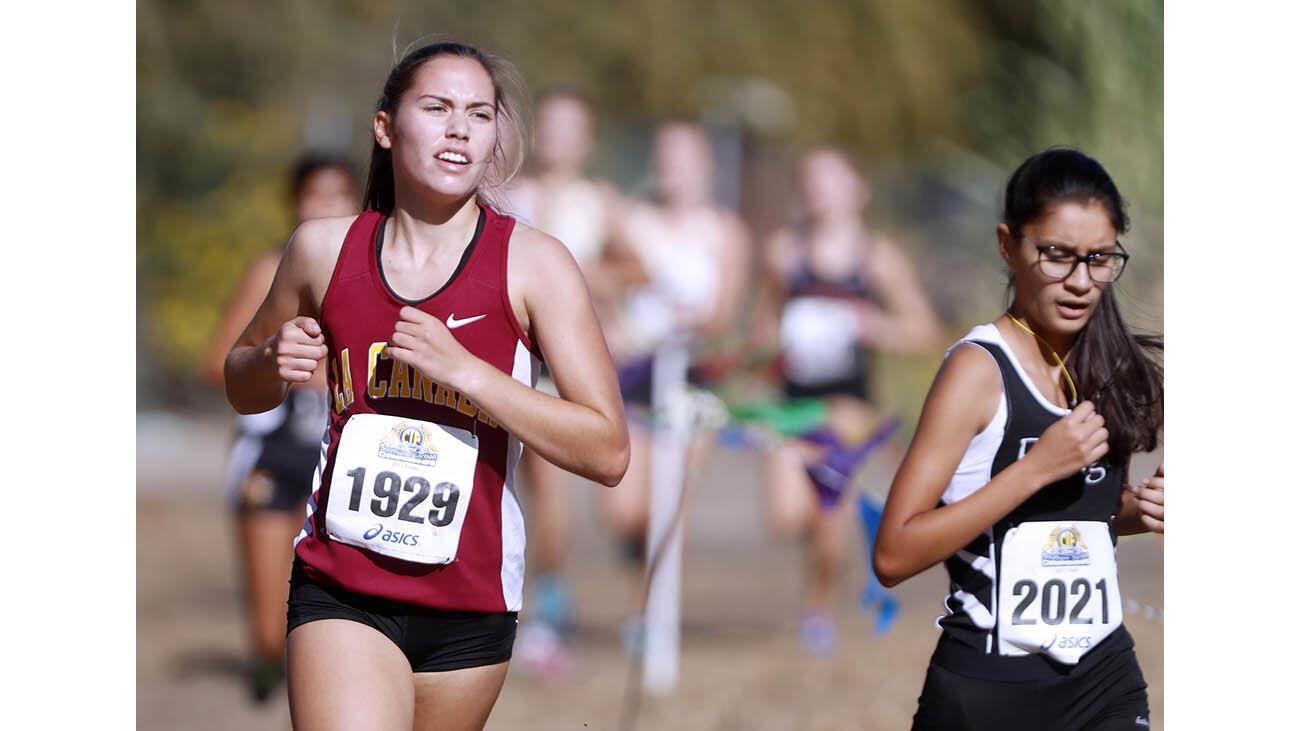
[138,0,1161,413]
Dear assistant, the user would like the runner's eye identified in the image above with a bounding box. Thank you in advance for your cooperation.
[1040,246,1075,263]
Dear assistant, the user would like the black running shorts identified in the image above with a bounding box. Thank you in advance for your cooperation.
[286,561,518,673]
[912,643,1151,731]
[237,443,318,513]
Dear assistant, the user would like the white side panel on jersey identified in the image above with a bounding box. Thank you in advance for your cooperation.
[938,339,1007,506]
[293,426,332,550]
[936,331,1011,644]
[499,340,539,612]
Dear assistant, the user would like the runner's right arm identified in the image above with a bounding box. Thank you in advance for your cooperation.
[855,237,941,353]
[873,344,1110,586]
[224,217,351,414]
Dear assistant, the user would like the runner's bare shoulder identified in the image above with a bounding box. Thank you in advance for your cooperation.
[928,341,1004,437]
[286,214,360,301]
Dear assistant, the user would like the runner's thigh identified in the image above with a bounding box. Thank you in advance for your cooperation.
[287,619,414,731]
[413,661,510,731]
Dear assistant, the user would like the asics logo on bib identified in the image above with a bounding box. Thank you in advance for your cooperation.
[1055,635,1093,650]
[1038,634,1092,652]
[1017,437,1106,483]
[362,523,420,547]
[445,313,486,329]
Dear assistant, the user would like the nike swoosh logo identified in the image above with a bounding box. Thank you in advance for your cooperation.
[446,313,487,329]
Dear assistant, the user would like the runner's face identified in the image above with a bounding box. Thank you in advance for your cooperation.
[798,151,867,220]
[1000,199,1119,339]
[535,96,592,172]
[295,167,357,222]
[379,56,499,202]
[653,125,713,205]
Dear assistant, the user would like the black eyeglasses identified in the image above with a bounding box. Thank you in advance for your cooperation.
[1022,237,1130,284]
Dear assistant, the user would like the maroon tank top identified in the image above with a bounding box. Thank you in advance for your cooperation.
[294,206,538,613]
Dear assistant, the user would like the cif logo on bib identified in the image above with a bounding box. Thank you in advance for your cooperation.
[1018,437,1106,485]
[378,423,439,467]
[1041,526,1090,566]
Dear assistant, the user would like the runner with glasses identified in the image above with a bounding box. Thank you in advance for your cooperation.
[1025,239,1130,284]
[874,147,1164,731]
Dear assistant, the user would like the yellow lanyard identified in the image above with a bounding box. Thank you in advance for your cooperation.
[1006,313,1078,408]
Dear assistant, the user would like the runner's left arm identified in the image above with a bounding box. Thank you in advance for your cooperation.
[385,225,630,487]
[856,237,941,353]
[201,252,279,386]
[694,213,751,338]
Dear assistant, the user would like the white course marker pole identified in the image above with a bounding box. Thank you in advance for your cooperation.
[642,335,691,695]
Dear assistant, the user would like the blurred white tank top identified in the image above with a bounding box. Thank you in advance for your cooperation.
[621,204,725,354]
[509,177,608,266]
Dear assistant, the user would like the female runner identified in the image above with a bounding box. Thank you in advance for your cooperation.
[601,120,750,556]
[874,147,1164,731]
[224,41,629,730]
[762,147,939,655]
[201,152,358,701]
[507,88,624,675]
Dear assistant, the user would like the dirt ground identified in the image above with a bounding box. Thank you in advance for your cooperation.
[137,413,1163,730]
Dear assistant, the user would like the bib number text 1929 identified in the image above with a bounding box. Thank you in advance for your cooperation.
[343,467,459,527]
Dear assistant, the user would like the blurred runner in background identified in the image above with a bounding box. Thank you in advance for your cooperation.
[759,148,939,657]
[200,151,360,702]
[506,87,625,680]
[602,121,750,644]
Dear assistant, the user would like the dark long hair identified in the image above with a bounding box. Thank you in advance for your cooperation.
[362,40,525,214]
[1002,147,1163,463]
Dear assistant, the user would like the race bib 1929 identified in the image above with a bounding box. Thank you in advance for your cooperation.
[324,413,478,564]
[996,521,1121,664]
